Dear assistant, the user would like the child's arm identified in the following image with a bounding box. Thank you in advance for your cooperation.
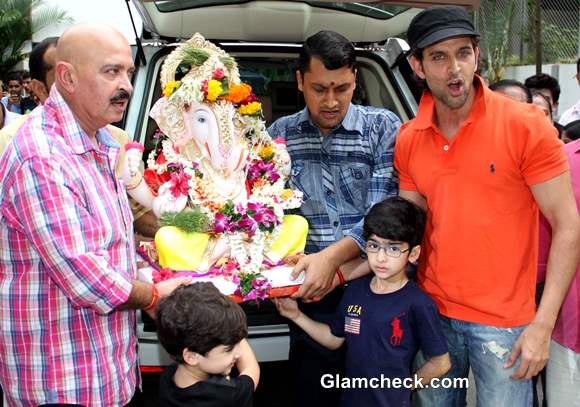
[235,339,260,390]
[414,353,451,389]
[273,298,345,350]
[338,256,371,282]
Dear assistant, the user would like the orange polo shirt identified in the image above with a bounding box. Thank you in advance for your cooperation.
[395,77,568,327]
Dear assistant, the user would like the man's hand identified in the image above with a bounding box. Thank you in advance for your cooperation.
[142,276,192,319]
[504,322,551,380]
[120,143,144,184]
[156,276,193,298]
[290,251,337,301]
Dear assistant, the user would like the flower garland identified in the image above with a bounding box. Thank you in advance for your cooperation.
[146,74,303,300]
[162,68,262,117]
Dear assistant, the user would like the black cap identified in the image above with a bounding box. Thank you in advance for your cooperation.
[407,6,480,50]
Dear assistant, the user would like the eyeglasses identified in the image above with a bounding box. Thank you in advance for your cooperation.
[365,241,410,258]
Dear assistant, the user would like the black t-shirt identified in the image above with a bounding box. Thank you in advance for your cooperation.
[158,364,254,407]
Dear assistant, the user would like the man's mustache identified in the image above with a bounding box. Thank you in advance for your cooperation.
[110,90,131,103]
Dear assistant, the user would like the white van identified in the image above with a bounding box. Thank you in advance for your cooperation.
[123,0,476,372]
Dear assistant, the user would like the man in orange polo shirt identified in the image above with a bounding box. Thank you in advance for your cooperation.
[396,6,580,406]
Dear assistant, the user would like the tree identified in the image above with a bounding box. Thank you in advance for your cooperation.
[0,0,71,79]
[479,0,517,82]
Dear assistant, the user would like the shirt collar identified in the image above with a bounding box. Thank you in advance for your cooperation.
[44,87,119,155]
[412,75,487,131]
[298,103,363,133]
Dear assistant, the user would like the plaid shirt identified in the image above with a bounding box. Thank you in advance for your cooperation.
[0,88,138,407]
[268,104,400,253]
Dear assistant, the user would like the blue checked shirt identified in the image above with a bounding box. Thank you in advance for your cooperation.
[268,104,400,254]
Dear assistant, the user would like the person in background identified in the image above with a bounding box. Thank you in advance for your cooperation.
[156,282,260,407]
[525,73,561,116]
[267,30,401,407]
[0,23,190,406]
[531,90,553,122]
[538,137,580,406]
[559,57,580,126]
[525,73,564,137]
[398,5,580,406]
[20,70,38,113]
[21,70,32,97]
[0,98,19,131]
[0,72,23,114]
[562,119,580,143]
[489,79,532,103]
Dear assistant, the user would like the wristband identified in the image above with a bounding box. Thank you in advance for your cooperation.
[144,284,159,312]
[336,268,346,285]
[125,174,143,191]
[125,141,145,152]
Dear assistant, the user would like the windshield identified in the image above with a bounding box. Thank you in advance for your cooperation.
[153,1,409,19]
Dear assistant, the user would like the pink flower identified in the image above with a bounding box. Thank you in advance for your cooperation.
[247,160,280,184]
[201,79,208,95]
[238,214,258,237]
[242,93,259,105]
[212,68,225,80]
[152,268,173,284]
[213,212,232,233]
[169,171,191,198]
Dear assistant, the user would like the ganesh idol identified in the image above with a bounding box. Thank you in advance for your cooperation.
[120,33,307,300]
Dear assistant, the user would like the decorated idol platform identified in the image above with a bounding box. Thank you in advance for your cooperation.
[125,33,307,302]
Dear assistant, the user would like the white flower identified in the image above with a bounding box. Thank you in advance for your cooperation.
[170,78,205,106]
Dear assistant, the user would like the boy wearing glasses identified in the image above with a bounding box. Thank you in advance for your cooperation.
[274,197,450,406]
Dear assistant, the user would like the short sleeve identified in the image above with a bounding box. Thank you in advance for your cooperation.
[394,123,418,192]
[411,293,448,358]
[230,375,254,406]
[519,107,568,185]
[329,286,353,338]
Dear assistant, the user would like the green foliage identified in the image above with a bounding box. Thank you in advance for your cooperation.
[237,271,261,296]
[181,46,210,67]
[479,0,517,82]
[0,0,71,78]
[536,24,578,64]
[219,55,235,70]
[159,208,210,233]
[219,201,242,222]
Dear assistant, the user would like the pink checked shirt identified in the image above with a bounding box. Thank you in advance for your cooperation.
[538,139,580,353]
[0,87,139,406]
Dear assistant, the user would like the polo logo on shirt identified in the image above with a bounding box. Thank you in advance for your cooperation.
[490,163,495,174]
[390,316,404,346]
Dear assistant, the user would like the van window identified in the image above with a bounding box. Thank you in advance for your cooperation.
[141,51,402,152]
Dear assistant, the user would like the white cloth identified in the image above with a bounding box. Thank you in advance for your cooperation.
[546,340,580,406]
[0,102,20,129]
[559,99,580,126]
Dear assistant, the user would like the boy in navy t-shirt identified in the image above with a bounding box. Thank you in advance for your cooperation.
[275,197,450,406]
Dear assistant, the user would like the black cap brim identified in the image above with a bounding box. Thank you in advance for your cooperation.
[416,27,480,49]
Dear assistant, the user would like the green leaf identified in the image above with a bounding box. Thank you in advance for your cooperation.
[238,271,261,296]
[159,208,210,234]
[181,46,210,67]
[0,0,71,78]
